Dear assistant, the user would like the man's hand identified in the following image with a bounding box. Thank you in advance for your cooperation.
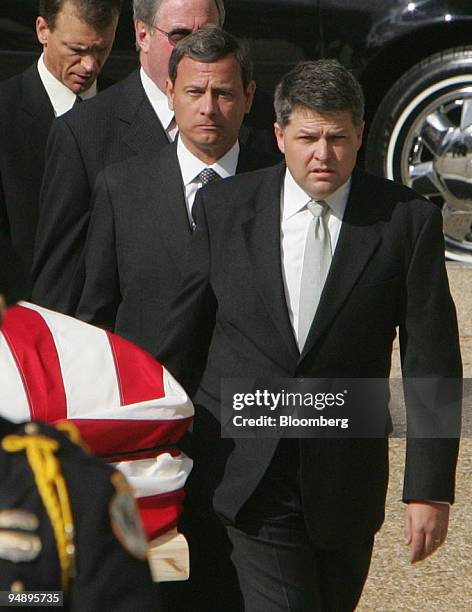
[404,501,450,563]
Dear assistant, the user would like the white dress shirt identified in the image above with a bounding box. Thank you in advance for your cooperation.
[37,54,96,117]
[177,137,240,223]
[281,169,350,342]
[140,67,177,142]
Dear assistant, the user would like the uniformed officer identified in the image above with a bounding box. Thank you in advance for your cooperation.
[0,237,157,610]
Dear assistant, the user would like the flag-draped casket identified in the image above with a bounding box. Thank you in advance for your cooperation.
[0,301,193,540]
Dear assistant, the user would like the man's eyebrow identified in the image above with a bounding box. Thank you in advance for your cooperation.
[212,86,235,94]
[168,27,192,33]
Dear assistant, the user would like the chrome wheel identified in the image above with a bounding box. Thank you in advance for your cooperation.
[387,79,472,262]
[366,48,472,263]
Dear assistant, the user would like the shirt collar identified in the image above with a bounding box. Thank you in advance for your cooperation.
[140,67,175,133]
[177,136,240,186]
[282,167,351,221]
[37,53,96,117]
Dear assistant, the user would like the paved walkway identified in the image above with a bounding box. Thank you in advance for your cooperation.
[359,264,472,611]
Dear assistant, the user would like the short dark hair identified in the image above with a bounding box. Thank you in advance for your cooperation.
[274,59,365,127]
[38,0,122,30]
[168,26,253,90]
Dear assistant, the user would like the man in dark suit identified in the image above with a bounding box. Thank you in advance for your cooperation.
[76,26,276,611]
[0,0,121,295]
[32,0,225,314]
[156,60,462,610]
[76,26,276,362]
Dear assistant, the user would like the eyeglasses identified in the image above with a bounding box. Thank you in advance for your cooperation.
[148,23,193,46]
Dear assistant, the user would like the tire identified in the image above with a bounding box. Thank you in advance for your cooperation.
[365,47,472,263]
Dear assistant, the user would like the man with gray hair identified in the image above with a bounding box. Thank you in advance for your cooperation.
[32,0,224,314]
[156,59,461,610]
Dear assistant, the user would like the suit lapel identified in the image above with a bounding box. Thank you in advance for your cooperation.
[20,66,55,157]
[242,163,299,360]
[142,142,191,270]
[119,71,169,156]
[299,170,383,361]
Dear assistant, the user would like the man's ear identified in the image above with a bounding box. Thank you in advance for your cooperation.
[274,122,285,155]
[244,81,256,114]
[135,20,151,52]
[165,77,174,111]
[36,16,50,46]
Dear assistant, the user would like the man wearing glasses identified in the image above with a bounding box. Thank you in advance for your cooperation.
[32,0,225,315]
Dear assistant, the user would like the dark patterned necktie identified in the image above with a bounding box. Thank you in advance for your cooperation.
[197,168,221,186]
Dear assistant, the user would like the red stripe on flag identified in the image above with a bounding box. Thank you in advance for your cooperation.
[137,489,186,540]
[2,305,67,422]
[106,331,165,406]
[94,446,183,464]
[61,418,192,456]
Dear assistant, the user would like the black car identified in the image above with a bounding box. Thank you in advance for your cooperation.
[2,0,472,262]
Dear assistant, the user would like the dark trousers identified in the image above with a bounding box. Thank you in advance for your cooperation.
[224,439,374,611]
[226,518,373,611]
[162,439,374,611]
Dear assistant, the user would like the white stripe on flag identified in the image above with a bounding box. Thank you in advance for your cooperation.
[21,302,120,418]
[67,365,194,420]
[111,452,193,498]
[0,331,31,423]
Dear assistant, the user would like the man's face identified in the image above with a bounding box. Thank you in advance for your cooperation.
[275,107,364,199]
[136,0,220,92]
[166,55,255,162]
[36,0,118,94]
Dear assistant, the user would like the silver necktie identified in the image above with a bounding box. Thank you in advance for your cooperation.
[297,200,332,351]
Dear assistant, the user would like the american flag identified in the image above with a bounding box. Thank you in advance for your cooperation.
[0,301,193,540]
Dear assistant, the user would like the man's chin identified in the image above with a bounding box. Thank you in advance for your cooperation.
[68,76,94,94]
[191,135,224,150]
[193,130,221,142]
[308,182,340,199]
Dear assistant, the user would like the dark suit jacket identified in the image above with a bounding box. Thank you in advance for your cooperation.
[0,65,111,297]
[32,69,169,314]
[156,163,462,547]
[76,140,278,361]
[0,65,55,295]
